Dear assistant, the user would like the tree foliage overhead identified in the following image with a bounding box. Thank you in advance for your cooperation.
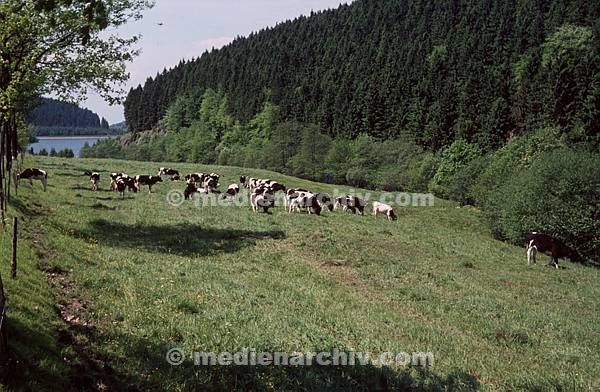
[0,0,151,215]
[124,0,599,150]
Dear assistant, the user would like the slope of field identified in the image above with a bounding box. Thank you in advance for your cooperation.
[2,156,599,390]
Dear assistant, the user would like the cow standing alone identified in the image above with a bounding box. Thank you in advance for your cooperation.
[17,168,48,191]
[526,232,582,268]
[372,201,397,221]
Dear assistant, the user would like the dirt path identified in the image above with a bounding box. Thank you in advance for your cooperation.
[21,204,117,391]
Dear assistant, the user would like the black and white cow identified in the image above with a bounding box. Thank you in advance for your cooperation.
[287,190,322,215]
[268,181,286,194]
[135,175,163,193]
[110,172,128,191]
[85,171,100,191]
[251,186,275,213]
[334,196,366,215]
[122,176,138,193]
[158,167,180,178]
[17,168,48,191]
[222,184,240,200]
[110,174,137,194]
[114,177,131,199]
[314,192,334,212]
[185,172,207,183]
[526,232,582,268]
[240,176,247,186]
[203,177,219,193]
[285,188,309,211]
[184,180,201,200]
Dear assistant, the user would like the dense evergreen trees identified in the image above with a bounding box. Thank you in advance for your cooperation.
[27,98,107,129]
[124,0,599,150]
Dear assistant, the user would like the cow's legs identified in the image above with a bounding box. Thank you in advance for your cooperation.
[527,246,537,265]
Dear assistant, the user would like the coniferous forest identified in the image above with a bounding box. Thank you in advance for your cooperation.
[85,0,599,260]
[26,97,112,136]
[123,0,599,149]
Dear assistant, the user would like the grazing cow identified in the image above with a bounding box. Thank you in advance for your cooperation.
[184,181,201,200]
[288,191,322,215]
[240,176,246,186]
[121,176,138,193]
[114,178,127,199]
[135,175,163,193]
[203,177,219,193]
[222,184,240,200]
[185,172,207,183]
[314,192,334,212]
[285,188,309,211]
[334,196,366,215]
[110,174,137,194]
[268,181,286,193]
[17,168,48,191]
[372,201,397,221]
[85,171,100,191]
[251,187,275,213]
[246,177,264,190]
[110,172,128,191]
[158,167,180,177]
[526,232,582,268]
[303,194,322,216]
[208,172,220,183]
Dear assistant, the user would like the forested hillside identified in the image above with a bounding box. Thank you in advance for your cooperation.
[124,0,599,150]
[27,97,112,136]
[87,0,599,260]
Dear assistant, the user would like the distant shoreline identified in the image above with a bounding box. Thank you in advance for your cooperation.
[34,136,115,140]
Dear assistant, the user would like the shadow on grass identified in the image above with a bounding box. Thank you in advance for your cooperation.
[71,219,286,257]
[1,317,68,390]
[56,325,483,391]
[3,317,482,391]
[7,198,49,218]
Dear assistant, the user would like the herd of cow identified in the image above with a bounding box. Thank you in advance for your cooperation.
[15,166,582,267]
[80,167,399,220]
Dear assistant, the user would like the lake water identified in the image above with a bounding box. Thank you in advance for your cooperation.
[29,136,110,157]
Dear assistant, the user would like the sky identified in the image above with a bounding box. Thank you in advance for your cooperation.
[84,0,353,124]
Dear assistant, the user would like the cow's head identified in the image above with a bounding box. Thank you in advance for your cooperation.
[568,247,583,263]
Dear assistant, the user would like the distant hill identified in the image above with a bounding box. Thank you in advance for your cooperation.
[109,121,128,132]
[26,98,122,136]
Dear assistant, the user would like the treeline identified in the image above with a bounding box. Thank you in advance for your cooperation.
[29,147,75,158]
[31,126,124,137]
[27,97,110,130]
[83,89,599,262]
[124,0,599,150]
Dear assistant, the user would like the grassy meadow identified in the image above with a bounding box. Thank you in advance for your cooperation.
[0,156,598,391]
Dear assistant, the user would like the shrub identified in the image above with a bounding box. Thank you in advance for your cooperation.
[429,140,481,197]
[406,152,439,193]
[471,127,566,206]
[484,149,599,262]
[448,155,491,206]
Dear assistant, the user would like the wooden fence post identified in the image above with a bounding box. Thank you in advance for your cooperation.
[11,218,17,279]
